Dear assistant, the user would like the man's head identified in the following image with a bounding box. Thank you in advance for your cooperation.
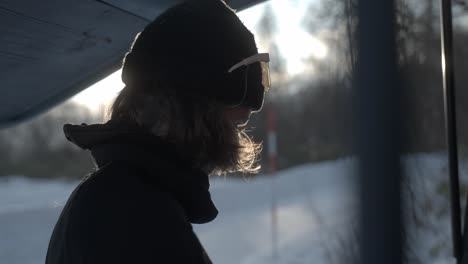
[109,0,269,175]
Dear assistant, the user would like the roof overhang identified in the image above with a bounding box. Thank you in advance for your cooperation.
[0,0,266,128]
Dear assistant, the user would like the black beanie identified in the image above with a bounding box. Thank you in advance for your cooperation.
[121,0,264,110]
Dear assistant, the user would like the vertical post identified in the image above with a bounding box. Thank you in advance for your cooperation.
[268,106,278,174]
[355,1,403,264]
[440,0,462,261]
[267,105,278,261]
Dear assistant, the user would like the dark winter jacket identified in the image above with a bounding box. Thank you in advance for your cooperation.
[45,121,218,264]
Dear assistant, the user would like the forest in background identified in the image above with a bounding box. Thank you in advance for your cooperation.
[1,0,468,179]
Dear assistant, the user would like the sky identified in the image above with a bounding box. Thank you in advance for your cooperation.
[72,0,326,111]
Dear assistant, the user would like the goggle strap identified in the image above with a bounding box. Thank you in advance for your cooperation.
[228,53,270,73]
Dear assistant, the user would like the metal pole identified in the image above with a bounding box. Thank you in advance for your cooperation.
[440,0,462,261]
[355,1,403,264]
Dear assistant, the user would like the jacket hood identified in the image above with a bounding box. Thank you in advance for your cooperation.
[63,120,218,224]
[64,120,147,150]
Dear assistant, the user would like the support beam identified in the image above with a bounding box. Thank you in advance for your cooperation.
[354,1,403,264]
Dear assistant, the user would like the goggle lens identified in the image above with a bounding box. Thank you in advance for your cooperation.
[260,61,270,92]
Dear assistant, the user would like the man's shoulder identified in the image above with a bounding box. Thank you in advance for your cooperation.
[53,163,204,263]
[69,162,188,227]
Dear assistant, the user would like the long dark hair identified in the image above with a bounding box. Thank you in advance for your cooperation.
[108,81,261,175]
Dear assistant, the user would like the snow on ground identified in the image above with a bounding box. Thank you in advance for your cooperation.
[0,154,457,264]
[199,159,357,264]
[0,177,77,264]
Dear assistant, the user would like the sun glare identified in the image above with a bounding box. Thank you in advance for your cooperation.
[277,29,328,76]
[240,0,328,77]
[72,70,124,112]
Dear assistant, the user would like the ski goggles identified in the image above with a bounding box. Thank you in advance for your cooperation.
[227,53,270,111]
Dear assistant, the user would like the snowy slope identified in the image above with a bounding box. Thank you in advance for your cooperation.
[0,177,77,264]
[198,159,356,264]
[0,154,457,264]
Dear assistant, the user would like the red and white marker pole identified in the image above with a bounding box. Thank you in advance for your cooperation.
[268,106,278,174]
[267,105,278,261]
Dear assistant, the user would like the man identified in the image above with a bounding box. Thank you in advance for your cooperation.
[46,0,270,263]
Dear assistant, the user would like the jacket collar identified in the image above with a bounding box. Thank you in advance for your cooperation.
[63,120,218,224]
